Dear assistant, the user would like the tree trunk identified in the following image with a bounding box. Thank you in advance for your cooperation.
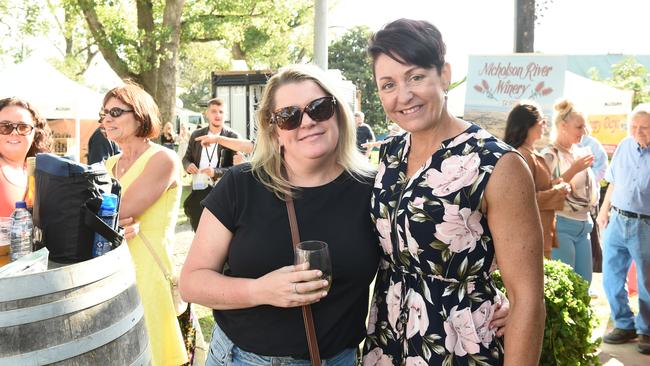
[515,0,535,52]
[155,0,185,127]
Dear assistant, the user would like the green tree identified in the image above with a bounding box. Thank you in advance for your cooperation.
[177,42,230,113]
[74,0,312,125]
[0,0,51,64]
[328,26,386,134]
[589,57,650,108]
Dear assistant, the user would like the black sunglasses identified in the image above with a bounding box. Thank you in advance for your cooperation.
[270,96,337,130]
[99,107,134,121]
[0,121,35,136]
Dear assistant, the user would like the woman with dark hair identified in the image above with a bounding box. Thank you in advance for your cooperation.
[504,101,569,259]
[363,19,545,365]
[0,97,52,217]
[101,83,188,365]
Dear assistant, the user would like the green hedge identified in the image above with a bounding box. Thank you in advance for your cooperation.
[492,260,601,366]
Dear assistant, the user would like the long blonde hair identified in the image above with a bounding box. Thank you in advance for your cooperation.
[250,64,375,199]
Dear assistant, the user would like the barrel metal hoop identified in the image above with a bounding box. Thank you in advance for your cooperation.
[0,243,130,302]
[129,341,152,366]
[0,266,134,327]
[0,304,145,365]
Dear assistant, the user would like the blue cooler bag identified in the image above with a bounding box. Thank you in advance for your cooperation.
[33,153,123,263]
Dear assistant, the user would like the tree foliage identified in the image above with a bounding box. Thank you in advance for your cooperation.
[74,0,313,123]
[328,26,386,134]
[589,57,650,108]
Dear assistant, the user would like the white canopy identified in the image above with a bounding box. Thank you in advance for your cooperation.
[563,71,633,115]
[0,57,103,120]
[0,58,105,160]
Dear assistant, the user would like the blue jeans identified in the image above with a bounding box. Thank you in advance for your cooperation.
[602,210,650,335]
[552,215,594,284]
[206,322,357,366]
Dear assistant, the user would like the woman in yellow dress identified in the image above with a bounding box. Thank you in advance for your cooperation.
[101,83,188,365]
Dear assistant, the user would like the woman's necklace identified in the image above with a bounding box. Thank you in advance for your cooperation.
[0,156,27,188]
[115,143,149,178]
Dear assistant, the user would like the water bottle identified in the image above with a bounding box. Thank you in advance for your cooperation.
[92,193,119,257]
[10,201,33,261]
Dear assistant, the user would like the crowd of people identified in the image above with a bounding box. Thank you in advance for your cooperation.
[1,16,649,366]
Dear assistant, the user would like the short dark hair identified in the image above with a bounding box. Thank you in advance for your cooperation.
[368,18,446,74]
[504,102,543,148]
[0,97,53,157]
[103,82,161,139]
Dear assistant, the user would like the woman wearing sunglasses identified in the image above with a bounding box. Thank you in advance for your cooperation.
[362,19,545,366]
[180,64,379,365]
[100,83,188,365]
[0,97,52,218]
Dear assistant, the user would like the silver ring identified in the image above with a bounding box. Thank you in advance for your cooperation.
[294,283,299,294]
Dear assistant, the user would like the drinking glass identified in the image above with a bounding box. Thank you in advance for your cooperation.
[294,240,332,293]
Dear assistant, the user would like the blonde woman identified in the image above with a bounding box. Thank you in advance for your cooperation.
[180,64,378,365]
[161,121,176,150]
[544,99,598,285]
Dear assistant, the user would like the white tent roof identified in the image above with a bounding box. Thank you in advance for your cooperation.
[0,57,103,120]
[563,71,633,115]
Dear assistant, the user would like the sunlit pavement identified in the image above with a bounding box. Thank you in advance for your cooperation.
[591,273,649,365]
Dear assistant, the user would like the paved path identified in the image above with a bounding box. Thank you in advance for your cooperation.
[591,273,649,365]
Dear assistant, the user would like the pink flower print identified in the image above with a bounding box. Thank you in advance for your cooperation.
[535,81,545,93]
[363,347,394,366]
[376,218,393,255]
[423,152,480,196]
[386,281,403,332]
[375,162,386,189]
[434,202,484,253]
[367,302,379,334]
[447,133,473,148]
[467,281,476,294]
[405,356,427,366]
[444,306,481,356]
[412,196,425,210]
[405,290,430,339]
[472,300,497,348]
[473,129,492,140]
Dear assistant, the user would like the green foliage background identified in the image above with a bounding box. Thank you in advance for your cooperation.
[589,57,650,108]
[493,260,601,366]
[328,26,387,134]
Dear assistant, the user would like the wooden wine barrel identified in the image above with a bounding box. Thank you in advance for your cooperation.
[0,243,151,365]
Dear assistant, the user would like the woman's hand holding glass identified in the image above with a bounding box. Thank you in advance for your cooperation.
[251,262,328,308]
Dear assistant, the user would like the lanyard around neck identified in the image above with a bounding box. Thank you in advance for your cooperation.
[204,142,219,167]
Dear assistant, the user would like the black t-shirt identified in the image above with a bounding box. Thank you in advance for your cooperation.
[202,164,379,358]
[356,124,374,150]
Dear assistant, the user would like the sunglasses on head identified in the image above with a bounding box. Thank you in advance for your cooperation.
[0,121,34,136]
[270,96,337,130]
[99,107,134,121]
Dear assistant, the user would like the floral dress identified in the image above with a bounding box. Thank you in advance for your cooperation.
[363,124,512,366]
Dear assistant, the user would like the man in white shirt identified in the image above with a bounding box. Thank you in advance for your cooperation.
[182,98,240,231]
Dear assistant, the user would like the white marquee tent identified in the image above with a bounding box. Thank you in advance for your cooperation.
[0,58,104,161]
